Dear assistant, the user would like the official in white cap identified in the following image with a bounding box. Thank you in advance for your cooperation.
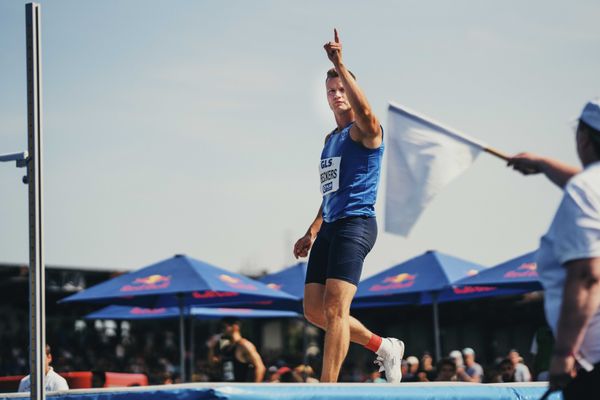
[508,99,600,399]
[458,348,484,383]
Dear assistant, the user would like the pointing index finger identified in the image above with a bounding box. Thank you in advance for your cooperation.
[334,28,339,43]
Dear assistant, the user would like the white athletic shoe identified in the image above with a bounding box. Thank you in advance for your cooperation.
[374,338,405,383]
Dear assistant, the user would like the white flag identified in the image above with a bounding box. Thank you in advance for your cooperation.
[385,102,487,236]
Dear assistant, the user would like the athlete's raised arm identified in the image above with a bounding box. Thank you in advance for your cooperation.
[324,29,382,149]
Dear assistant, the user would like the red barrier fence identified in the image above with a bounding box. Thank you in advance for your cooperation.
[0,372,148,392]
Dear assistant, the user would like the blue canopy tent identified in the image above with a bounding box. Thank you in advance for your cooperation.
[59,254,297,381]
[353,251,526,360]
[60,254,297,308]
[453,251,541,290]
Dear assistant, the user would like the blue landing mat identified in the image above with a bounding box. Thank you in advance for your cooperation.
[0,383,563,400]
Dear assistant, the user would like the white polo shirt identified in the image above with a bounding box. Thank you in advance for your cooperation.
[537,161,600,364]
[18,367,69,392]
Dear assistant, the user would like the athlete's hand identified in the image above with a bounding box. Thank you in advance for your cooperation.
[324,28,343,66]
[507,152,544,175]
[293,233,314,259]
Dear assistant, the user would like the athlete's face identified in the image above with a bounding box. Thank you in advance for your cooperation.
[326,77,351,113]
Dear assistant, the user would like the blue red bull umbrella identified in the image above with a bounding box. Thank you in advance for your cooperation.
[453,251,541,290]
[59,254,297,308]
[353,250,524,306]
[353,250,527,360]
[59,254,297,381]
[85,305,300,320]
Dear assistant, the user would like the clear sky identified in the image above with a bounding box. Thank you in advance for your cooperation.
[1,1,599,278]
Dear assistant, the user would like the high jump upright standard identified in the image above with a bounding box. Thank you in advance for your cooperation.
[0,3,46,400]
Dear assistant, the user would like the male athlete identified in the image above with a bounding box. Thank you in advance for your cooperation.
[293,29,404,383]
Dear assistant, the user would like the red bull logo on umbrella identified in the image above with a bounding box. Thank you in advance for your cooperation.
[266,283,282,290]
[369,273,417,292]
[453,286,497,295]
[219,274,258,291]
[130,307,168,315]
[504,263,538,279]
[120,274,171,292]
[192,290,239,299]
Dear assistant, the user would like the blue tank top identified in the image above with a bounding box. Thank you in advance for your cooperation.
[319,122,384,223]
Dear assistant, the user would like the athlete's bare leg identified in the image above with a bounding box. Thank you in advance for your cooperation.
[304,282,373,346]
[305,279,371,382]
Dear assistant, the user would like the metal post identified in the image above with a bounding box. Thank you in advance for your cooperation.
[302,318,308,382]
[178,296,186,382]
[25,3,45,400]
[432,293,441,362]
[189,314,195,381]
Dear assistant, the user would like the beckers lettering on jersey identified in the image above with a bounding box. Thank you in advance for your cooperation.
[320,157,341,195]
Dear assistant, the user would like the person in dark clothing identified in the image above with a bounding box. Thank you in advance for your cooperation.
[499,358,516,383]
[219,318,265,382]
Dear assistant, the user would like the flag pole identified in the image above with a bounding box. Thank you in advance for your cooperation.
[483,146,510,161]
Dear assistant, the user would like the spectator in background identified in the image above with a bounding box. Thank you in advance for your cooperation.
[507,349,531,382]
[18,345,69,392]
[266,365,279,383]
[275,366,303,383]
[219,318,266,382]
[418,352,436,382]
[457,348,484,383]
[294,364,319,383]
[403,356,419,382]
[448,350,464,370]
[435,358,457,382]
[499,358,516,382]
[400,359,408,381]
[499,358,519,383]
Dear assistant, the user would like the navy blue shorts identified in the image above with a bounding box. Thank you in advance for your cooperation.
[305,216,377,287]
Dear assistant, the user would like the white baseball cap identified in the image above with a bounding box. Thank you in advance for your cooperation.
[406,356,419,365]
[449,350,463,359]
[580,99,600,132]
[462,347,475,356]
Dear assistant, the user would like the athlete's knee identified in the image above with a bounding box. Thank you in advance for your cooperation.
[322,297,349,323]
[303,303,325,326]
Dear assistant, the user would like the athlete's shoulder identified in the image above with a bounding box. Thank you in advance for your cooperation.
[324,128,338,145]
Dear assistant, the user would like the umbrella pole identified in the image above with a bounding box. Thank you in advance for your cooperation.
[178,295,186,382]
[302,317,308,382]
[432,293,441,361]
[190,314,195,381]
